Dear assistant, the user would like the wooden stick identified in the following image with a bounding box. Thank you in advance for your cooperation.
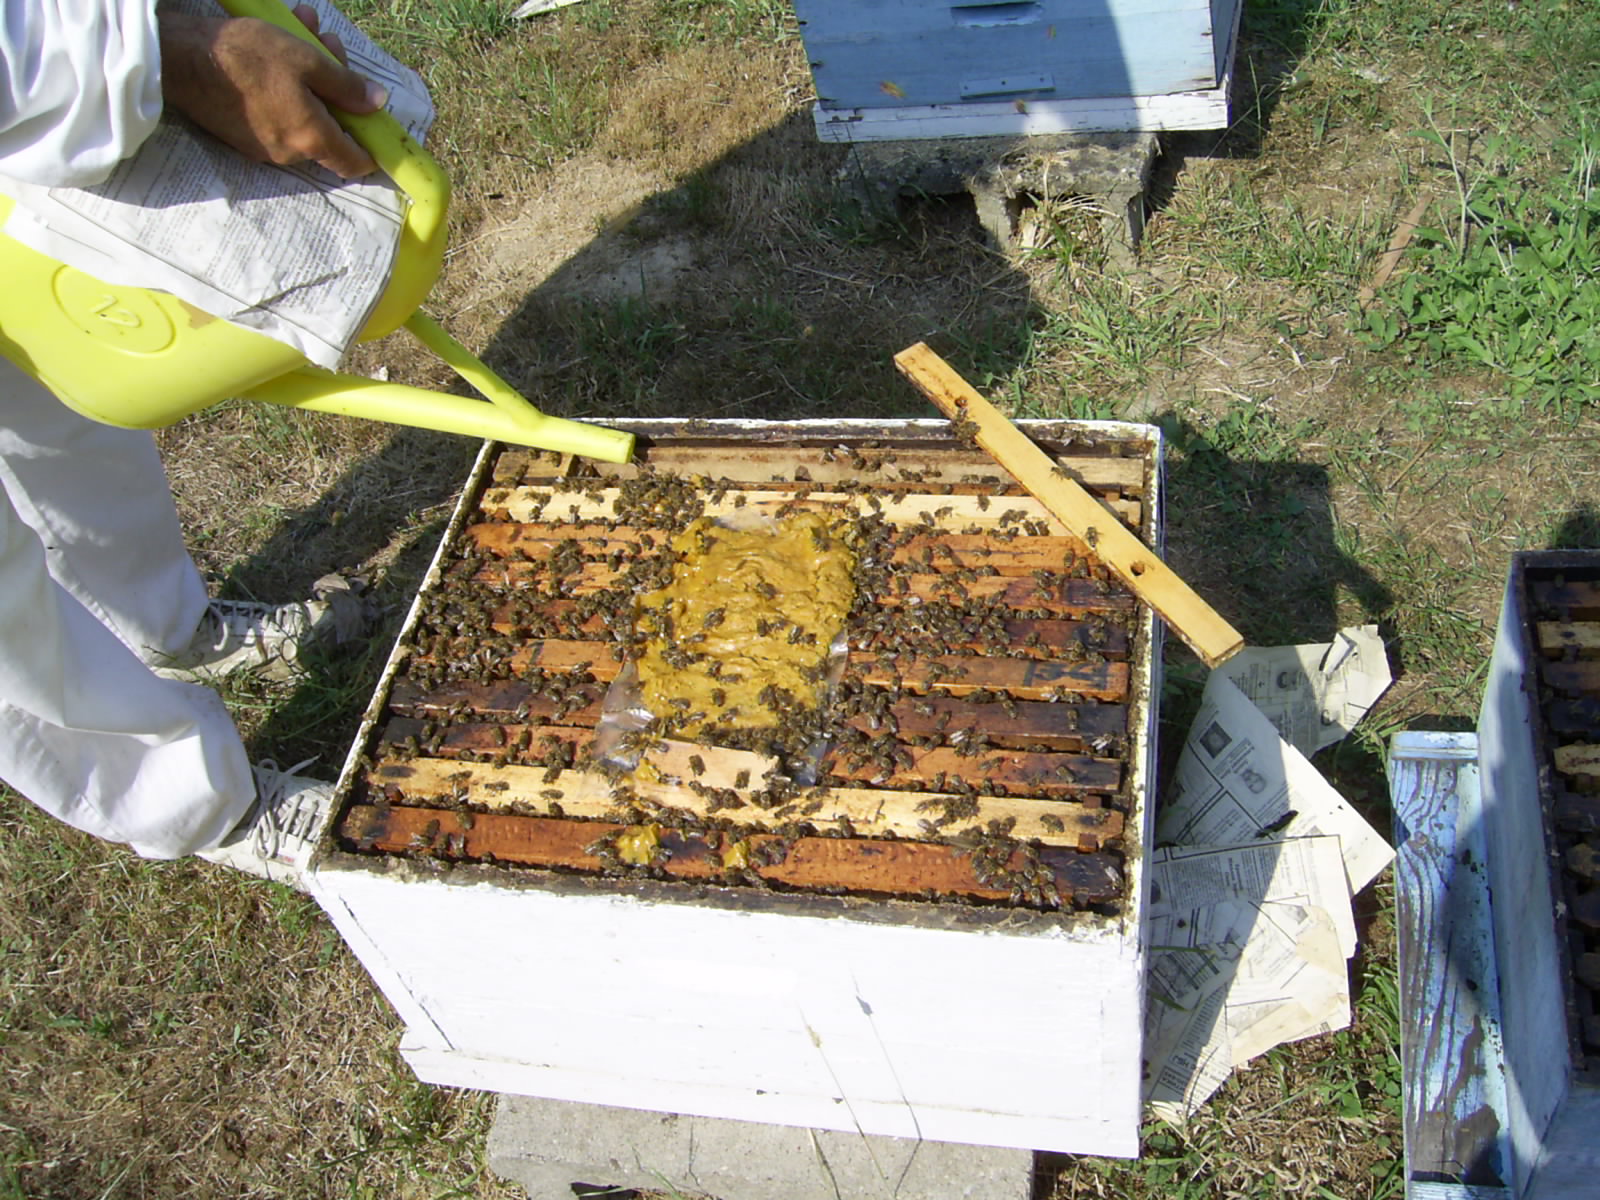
[365,756,1124,847]
[1357,193,1433,310]
[386,681,1128,749]
[338,803,1123,905]
[480,486,1141,530]
[893,343,1245,668]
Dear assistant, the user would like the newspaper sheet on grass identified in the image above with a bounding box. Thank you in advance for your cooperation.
[0,0,433,369]
[1144,637,1395,1120]
[1156,670,1393,894]
[1143,839,1355,1120]
[1218,624,1391,757]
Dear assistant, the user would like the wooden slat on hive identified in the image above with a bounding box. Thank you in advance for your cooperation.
[479,487,1142,531]
[463,562,1133,615]
[387,680,1125,751]
[466,604,1129,658]
[1553,788,1600,833]
[498,445,1147,494]
[363,754,1123,848]
[464,523,1112,577]
[1530,579,1600,619]
[1547,696,1600,735]
[851,616,1128,658]
[1541,660,1600,692]
[1553,744,1600,782]
[338,803,1124,905]
[378,717,1123,799]
[822,743,1120,795]
[388,677,607,725]
[410,638,1131,702]
[844,695,1127,750]
[1538,622,1600,656]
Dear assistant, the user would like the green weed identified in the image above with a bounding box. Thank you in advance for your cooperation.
[653,0,793,43]
[517,57,611,164]
[1034,273,1212,388]
[343,0,514,46]
[1361,107,1600,411]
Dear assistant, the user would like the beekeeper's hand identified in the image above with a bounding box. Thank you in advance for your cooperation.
[157,4,386,179]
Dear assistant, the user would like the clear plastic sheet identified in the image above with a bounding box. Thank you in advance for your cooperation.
[592,512,853,788]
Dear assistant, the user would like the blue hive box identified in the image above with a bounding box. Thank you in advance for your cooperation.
[797,0,1240,141]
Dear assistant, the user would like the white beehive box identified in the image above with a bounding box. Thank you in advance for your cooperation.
[308,417,1165,1156]
[796,0,1240,141]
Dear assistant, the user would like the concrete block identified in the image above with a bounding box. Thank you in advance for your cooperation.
[487,1094,1035,1200]
[841,131,1159,262]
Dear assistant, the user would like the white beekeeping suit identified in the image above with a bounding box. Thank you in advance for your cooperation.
[0,0,256,857]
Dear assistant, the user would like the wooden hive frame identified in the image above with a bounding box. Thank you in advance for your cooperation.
[307,417,1164,1155]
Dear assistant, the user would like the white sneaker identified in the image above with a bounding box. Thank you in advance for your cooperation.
[154,574,371,682]
[197,759,332,891]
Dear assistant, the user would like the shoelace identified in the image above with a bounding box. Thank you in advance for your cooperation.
[201,601,311,654]
[249,756,320,862]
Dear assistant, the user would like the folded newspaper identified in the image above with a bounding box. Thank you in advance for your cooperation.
[0,0,434,369]
[1144,625,1395,1121]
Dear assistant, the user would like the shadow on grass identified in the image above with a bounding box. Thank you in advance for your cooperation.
[473,108,1045,424]
[211,424,478,766]
[1151,412,1393,756]
[1549,501,1600,551]
[1146,0,1329,214]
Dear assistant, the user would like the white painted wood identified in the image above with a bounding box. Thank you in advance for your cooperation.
[813,85,1229,142]
[1408,1183,1512,1200]
[1477,568,1573,1198]
[330,868,1143,1153]
[306,877,453,1050]
[400,1036,1142,1155]
[1392,731,1482,762]
[1525,1086,1600,1200]
[808,0,1240,141]
[1388,732,1514,1194]
[311,417,1161,1157]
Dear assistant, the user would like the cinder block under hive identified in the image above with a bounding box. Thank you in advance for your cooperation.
[308,418,1163,1156]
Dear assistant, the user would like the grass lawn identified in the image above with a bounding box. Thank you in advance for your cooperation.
[2,0,1597,1195]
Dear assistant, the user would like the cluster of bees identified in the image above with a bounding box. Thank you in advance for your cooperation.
[358,451,1135,909]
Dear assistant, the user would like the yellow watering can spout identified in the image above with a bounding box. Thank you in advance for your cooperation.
[0,0,635,465]
[249,314,636,462]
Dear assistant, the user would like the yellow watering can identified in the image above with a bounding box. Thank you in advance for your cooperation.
[0,0,634,464]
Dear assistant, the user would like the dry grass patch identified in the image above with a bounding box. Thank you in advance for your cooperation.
[0,801,519,1199]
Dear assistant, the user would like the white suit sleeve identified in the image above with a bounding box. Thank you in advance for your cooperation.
[0,0,163,186]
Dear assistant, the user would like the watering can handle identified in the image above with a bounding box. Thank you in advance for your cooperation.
[215,0,447,339]
[212,0,636,464]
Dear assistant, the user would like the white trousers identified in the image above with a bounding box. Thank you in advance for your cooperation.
[0,357,254,858]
